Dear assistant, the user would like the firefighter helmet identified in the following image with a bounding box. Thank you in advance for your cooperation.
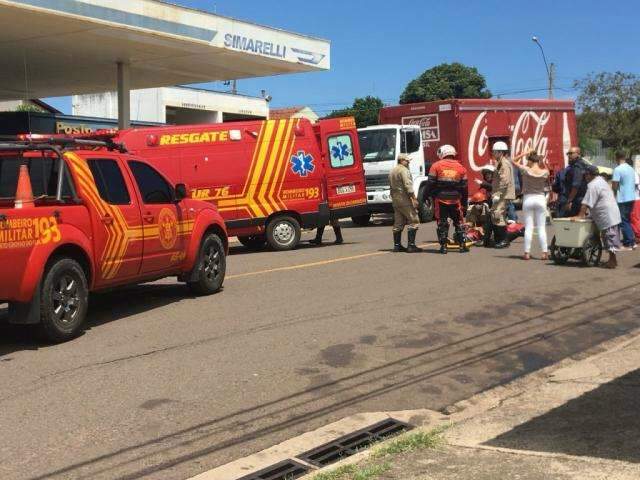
[492,141,509,152]
[470,191,488,204]
[437,144,457,159]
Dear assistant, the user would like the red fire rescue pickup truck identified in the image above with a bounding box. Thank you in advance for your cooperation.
[99,117,367,250]
[0,137,228,342]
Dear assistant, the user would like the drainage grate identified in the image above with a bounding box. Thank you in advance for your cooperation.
[298,418,413,467]
[236,459,310,480]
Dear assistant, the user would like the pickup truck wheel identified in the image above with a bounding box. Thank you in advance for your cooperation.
[351,214,371,226]
[266,215,301,251]
[39,258,88,343]
[238,235,267,250]
[188,233,226,295]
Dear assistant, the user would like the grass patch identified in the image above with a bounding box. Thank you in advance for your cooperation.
[311,426,448,480]
[312,462,390,480]
[372,426,448,458]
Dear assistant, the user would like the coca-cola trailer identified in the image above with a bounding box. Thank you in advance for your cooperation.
[379,99,577,194]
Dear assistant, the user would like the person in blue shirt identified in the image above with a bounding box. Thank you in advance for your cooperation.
[612,151,637,248]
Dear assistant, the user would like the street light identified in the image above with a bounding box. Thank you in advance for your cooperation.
[532,35,555,99]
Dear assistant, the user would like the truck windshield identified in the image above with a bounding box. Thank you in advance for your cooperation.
[358,129,396,162]
[0,154,73,202]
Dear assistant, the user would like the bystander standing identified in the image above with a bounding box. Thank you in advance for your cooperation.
[612,151,637,249]
[573,165,622,269]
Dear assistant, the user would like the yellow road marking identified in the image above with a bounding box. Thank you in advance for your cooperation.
[227,242,440,280]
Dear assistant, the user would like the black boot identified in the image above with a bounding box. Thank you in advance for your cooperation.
[439,242,448,254]
[494,226,510,249]
[483,220,494,248]
[406,229,423,253]
[310,226,324,245]
[457,229,469,253]
[393,231,406,252]
[334,226,344,244]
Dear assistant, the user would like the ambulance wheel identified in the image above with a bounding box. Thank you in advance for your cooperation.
[418,187,435,223]
[581,237,602,267]
[188,233,226,295]
[39,257,89,343]
[238,235,267,250]
[266,215,301,251]
[550,237,570,265]
[351,214,371,226]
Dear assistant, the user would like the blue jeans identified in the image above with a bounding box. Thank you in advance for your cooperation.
[618,201,635,246]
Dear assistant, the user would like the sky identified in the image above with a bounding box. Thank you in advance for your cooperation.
[45,0,640,115]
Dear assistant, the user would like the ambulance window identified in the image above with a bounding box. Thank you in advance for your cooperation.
[328,134,355,168]
[87,159,131,205]
[129,161,173,204]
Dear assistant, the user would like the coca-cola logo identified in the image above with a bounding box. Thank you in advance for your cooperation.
[511,111,549,166]
[402,114,440,142]
[467,111,550,171]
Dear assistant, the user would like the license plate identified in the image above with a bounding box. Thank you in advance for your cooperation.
[337,185,356,195]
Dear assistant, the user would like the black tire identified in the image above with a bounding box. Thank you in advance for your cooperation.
[187,233,226,295]
[351,214,371,226]
[418,186,434,223]
[238,235,267,250]
[39,257,89,343]
[266,215,301,251]
[550,236,570,265]
[582,236,602,267]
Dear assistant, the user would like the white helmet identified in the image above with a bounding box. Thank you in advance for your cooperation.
[481,164,496,172]
[492,141,509,152]
[437,144,457,159]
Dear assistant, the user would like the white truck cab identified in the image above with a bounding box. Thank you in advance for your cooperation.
[354,124,433,225]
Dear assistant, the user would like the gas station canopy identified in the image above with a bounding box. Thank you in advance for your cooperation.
[0,0,331,100]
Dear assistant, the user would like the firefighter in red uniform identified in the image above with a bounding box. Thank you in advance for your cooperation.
[426,144,469,254]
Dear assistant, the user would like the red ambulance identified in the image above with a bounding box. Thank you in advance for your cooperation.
[379,99,578,194]
[106,117,367,250]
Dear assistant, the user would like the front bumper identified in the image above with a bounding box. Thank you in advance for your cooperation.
[366,189,394,214]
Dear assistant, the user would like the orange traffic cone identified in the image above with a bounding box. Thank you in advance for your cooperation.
[15,165,34,209]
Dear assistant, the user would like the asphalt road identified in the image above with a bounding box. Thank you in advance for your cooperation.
[1,218,639,480]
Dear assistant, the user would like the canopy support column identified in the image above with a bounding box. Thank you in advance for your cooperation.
[117,62,130,129]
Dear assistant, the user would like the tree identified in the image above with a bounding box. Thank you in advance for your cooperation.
[324,96,384,128]
[399,63,491,104]
[574,72,640,155]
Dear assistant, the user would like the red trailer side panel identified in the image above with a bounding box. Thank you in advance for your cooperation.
[379,99,578,194]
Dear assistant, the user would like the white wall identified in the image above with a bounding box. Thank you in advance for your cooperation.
[72,87,268,124]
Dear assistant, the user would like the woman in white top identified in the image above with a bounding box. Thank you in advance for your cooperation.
[512,152,550,260]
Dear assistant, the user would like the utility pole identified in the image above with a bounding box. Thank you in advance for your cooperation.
[548,62,555,99]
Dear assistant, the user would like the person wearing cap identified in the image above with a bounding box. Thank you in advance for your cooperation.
[426,144,469,254]
[573,164,622,269]
[562,146,589,217]
[490,141,515,248]
[389,153,421,252]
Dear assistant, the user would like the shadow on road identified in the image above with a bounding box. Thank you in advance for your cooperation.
[0,283,200,358]
[486,368,640,463]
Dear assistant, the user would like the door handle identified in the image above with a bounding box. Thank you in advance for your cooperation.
[143,214,155,223]
[101,215,113,225]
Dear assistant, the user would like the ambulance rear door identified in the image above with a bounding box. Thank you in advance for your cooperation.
[316,118,367,219]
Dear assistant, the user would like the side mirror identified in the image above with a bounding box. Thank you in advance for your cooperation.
[174,183,187,202]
